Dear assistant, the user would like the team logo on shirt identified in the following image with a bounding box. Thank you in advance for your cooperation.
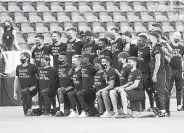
[66,43,75,52]
[58,68,67,77]
[172,49,181,57]
[112,43,119,52]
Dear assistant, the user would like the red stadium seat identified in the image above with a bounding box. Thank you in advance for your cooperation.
[106,1,119,12]
[57,11,71,22]
[140,12,154,21]
[83,11,99,22]
[113,12,126,22]
[43,12,56,22]
[71,11,85,22]
[21,22,34,33]
[106,22,116,32]
[134,22,147,32]
[99,11,113,22]
[146,1,156,11]
[127,12,140,22]
[133,2,146,12]
[92,1,105,12]
[120,1,133,12]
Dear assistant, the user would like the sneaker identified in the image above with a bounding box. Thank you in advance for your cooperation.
[165,111,171,117]
[157,111,166,117]
[177,105,183,111]
[79,111,87,117]
[114,114,123,119]
[68,111,79,117]
[95,113,104,117]
[41,110,50,117]
[26,109,33,116]
[100,112,113,118]
[147,107,154,112]
[55,111,64,117]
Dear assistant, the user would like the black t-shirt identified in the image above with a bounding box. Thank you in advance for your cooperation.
[104,67,120,88]
[94,71,106,91]
[16,64,38,89]
[38,67,59,91]
[111,38,123,69]
[32,46,50,68]
[151,43,165,74]
[58,64,73,89]
[98,49,112,59]
[66,39,84,65]
[72,68,82,92]
[49,43,67,68]
[81,41,98,64]
[81,64,97,90]
[137,46,151,73]
[169,43,184,70]
[129,44,139,57]
[128,69,143,90]
[119,66,131,86]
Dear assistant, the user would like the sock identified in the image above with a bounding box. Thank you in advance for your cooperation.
[60,103,64,113]
[161,109,165,113]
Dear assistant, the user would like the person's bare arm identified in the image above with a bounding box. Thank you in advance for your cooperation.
[14,76,19,100]
[102,80,115,91]
[12,30,21,50]
[153,54,161,78]
[125,80,140,91]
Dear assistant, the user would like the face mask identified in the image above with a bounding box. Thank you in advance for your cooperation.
[40,61,46,67]
[52,38,57,44]
[98,45,105,50]
[127,64,133,69]
[58,60,65,65]
[20,59,26,64]
[5,25,10,29]
[72,63,77,68]
[101,64,107,70]
[36,42,41,47]
[174,39,179,43]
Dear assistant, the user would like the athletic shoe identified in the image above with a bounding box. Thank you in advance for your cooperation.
[79,111,87,117]
[100,111,113,118]
[157,111,166,117]
[95,113,104,117]
[177,105,183,111]
[26,109,33,116]
[68,111,79,117]
[165,111,171,117]
[54,111,64,117]
[147,107,154,112]
[41,110,50,117]
[114,114,123,118]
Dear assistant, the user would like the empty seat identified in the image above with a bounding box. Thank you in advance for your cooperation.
[120,22,133,32]
[35,22,48,33]
[106,1,119,12]
[27,32,36,44]
[147,21,156,31]
[175,21,184,32]
[71,11,85,22]
[64,2,77,12]
[78,23,91,32]
[92,22,105,33]
[63,22,74,31]
[43,12,56,22]
[57,11,71,22]
[134,22,147,32]
[146,1,156,11]
[113,12,126,22]
[79,5,91,13]
[28,11,42,22]
[19,43,29,50]
[83,11,99,22]
[92,1,105,12]
[37,6,49,12]
[154,12,168,21]
[127,12,140,22]
[141,12,154,21]
[15,16,27,23]
[0,5,6,11]
[99,12,113,22]
[16,33,25,43]
[22,2,35,12]
[106,22,116,32]
[0,16,13,23]
[43,32,52,38]
[157,1,171,11]
[50,2,63,12]
[133,2,146,11]
[21,22,34,33]
[167,11,180,21]
[120,1,133,12]
[49,22,63,32]
[8,5,21,12]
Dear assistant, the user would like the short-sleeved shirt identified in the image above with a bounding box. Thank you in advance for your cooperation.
[151,43,165,74]
[32,46,50,68]
[72,68,82,92]
[129,44,139,57]
[38,67,59,91]
[119,66,131,86]
[137,46,151,73]
[94,71,106,91]
[81,64,97,90]
[169,43,184,70]
[66,39,84,65]
[111,38,123,69]
[104,67,120,88]
[128,69,143,90]
[16,64,38,89]
[98,49,112,59]
[81,41,98,63]
[49,43,67,68]
[58,64,73,88]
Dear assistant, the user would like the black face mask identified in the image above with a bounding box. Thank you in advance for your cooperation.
[5,25,10,29]
[20,59,26,64]
[52,39,57,44]
[98,45,105,50]
[101,64,107,70]
[174,39,180,43]
[40,62,46,67]
[36,42,41,47]
[58,60,65,65]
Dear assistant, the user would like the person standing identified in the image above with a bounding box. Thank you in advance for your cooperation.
[14,52,38,116]
[97,38,112,58]
[0,44,7,73]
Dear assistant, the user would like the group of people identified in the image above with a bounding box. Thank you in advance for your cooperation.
[13,22,184,118]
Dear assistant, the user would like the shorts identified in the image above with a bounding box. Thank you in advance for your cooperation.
[62,89,74,109]
[126,89,144,102]
[153,73,166,94]
[130,101,141,111]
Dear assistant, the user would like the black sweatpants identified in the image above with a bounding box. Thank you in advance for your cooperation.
[40,88,56,111]
[76,88,96,112]
[21,87,37,115]
[68,91,82,113]
[141,73,154,109]
[170,69,183,106]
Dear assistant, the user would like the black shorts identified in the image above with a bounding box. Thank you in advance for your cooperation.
[143,73,152,89]
[153,73,166,94]
[126,89,144,102]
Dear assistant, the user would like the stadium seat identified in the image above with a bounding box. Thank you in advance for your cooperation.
[64,2,78,12]
[22,1,35,12]
[15,16,27,23]
[83,11,99,22]
[92,1,106,12]
[0,16,13,23]
[120,1,133,12]
[16,33,25,43]
[57,11,71,22]
[113,12,126,22]
[71,11,85,22]
[140,12,154,21]
[120,22,134,32]
[37,6,49,12]
[133,1,146,11]
[162,23,174,32]
[78,1,91,12]
[27,32,37,44]
[0,5,6,11]
[127,12,140,22]
[8,5,21,12]
[175,21,184,32]
[49,23,63,32]
[43,12,56,22]
[19,43,29,50]
[168,31,174,41]
[92,22,105,33]
[63,22,74,31]
[78,22,91,32]
[154,12,168,21]
[28,11,42,22]
[146,1,156,11]
[134,22,147,32]
[156,1,171,11]
[167,11,180,21]
[43,32,52,39]
[21,22,34,33]
[99,11,113,22]
[106,22,116,32]
[35,22,48,33]
[147,21,156,31]
[106,1,119,12]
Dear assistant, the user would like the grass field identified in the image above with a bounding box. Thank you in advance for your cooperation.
[0,98,184,133]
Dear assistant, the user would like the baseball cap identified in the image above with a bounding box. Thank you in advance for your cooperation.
[85,30,94,36]
[128,56,138,62]
[117,52,130,59]
[122,31,132,38]
[149,31,160,39]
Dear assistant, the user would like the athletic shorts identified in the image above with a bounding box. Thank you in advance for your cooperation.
[153,73,166,94]
[126,89,144,102]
